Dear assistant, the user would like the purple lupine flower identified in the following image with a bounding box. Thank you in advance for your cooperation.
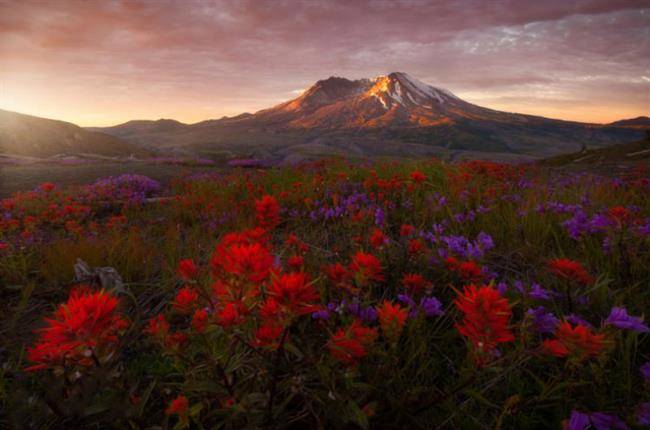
[567,411,630,430]
[358,307,377,323]
[529,283,552,300]
[637,403,650,425]
[641,362,650,381]
[374,207,385,226]
[526,307,559,334]
[312,309,330,320]
[476,232,493,250]
[566,314,593,329]
[605,307,649,332]
[513,281,526,295]
[567,411,590,430]
[496,282,508,295]
[589,412,629,430]
[420,297,444,317]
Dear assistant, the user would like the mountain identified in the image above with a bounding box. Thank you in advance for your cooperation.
[0,109,150,158]
[93,72,645,161]
[607,116,650,129]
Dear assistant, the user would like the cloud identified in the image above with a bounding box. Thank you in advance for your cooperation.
[0,0,648,125]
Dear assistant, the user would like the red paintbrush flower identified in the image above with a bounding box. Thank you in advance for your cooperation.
[454,284,514,359]
[287,255,305,271]
[267,272,320,317]
[191,309,209,333]
[410,170,426,184]
[402,273,429,295]
[211,241,274,284]
[165,394,189,416]
[145,314,170,339]
[541,321,605,360]
[254,323,284,348]
[328,320,378,366]
[349,251,384,286]
[608,206,632,226]
[547,258,593,285]
[400,224,416,237]
[26,288,129,371]
[376,301,408,342]
[407,238,426,255]
[445,257,484,282]
[177,259,198,281]
[172,287,199,314]
[255,194,280,230]
[369,228,388,249]
[216,302,243,327]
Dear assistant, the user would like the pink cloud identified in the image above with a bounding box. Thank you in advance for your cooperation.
[0,0,648,125]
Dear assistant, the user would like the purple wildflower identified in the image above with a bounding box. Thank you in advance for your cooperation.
[496,282,508,295]
[605,307,649,332]
[529,283,552,300]
[589,412,629,430]
[567,411,590,430]
[420,297,444,317]
[526,307,559,334]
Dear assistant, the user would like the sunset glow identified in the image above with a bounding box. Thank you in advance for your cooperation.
[0,0,648,126]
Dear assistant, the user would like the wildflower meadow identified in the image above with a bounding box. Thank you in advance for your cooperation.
[0,159,648,429]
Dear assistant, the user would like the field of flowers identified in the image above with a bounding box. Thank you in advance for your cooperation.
[0,159,648,429]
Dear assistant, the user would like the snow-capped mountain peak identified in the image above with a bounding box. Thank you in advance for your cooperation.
[367,72,459,110]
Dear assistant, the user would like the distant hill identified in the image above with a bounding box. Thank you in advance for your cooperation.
[92,72,644,161]
[607,116,650,129]
[539,138,650,167]
[0,109,150,158]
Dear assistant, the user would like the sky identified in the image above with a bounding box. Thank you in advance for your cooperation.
[0,0,649,126]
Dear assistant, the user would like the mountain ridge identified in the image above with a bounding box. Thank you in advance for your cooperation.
[89,72,643,161]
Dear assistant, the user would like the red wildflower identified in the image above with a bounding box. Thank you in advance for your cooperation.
[216,302,242,327]
[328,320,378,366]
[255,194,280,230]
[376,301,408,342]
[445,257,484,282]
[407,238,425,255]
[369,228,388,249]
[541,321,605,360]
[547,258,593,285]
[177,259,198,281]
[254,323,284,348]
[349,251,384,286]
[165,394,189,416]
[26,289,129,371]
[402,273,429,295]
[410,170,426,184]
[287,255,305,271]
[145,314,170,339]
[259,297,283,320]
[172,287,199,314]
[191,309,209,333]
[400,224,416,237]
[608,206,631,226]
[454,285,514,359]
[164,332,189,351]
[267,272,320,316]
[211,241,274,284]
[39,182,56,192]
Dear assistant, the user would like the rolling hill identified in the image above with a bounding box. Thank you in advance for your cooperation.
[0,109,150,159]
